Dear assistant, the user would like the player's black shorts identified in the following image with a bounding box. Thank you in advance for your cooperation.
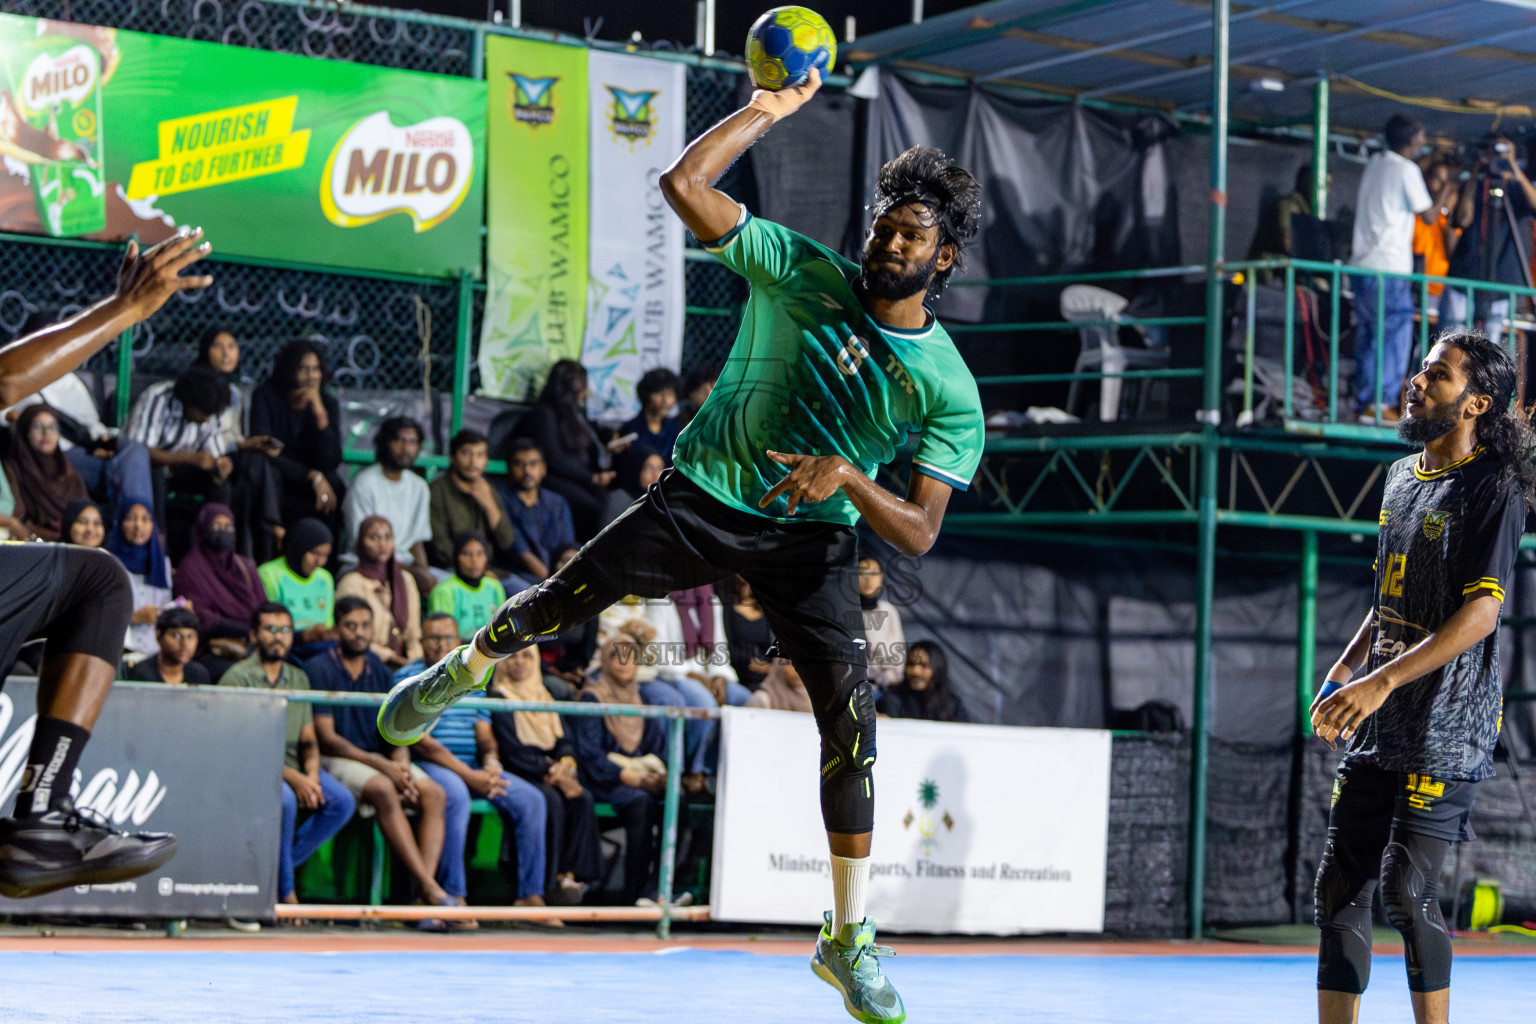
[569,468,866,667]
[1328,760,1478,844]
[0,543,133,682]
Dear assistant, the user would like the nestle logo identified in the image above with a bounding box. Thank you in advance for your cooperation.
[404,129,455,149]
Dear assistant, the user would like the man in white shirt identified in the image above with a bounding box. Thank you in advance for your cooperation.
[1349,114,1451,424]
[341,416,434,596]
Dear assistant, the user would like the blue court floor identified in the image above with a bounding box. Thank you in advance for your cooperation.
[0,950,1531,1023]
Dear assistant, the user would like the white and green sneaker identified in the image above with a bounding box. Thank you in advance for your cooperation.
[810,911,906,1024]
[377,645,491,746]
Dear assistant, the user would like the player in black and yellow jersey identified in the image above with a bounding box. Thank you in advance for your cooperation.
[1310,331,1531,1024]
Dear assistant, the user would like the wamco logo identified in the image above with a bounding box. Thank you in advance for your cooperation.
[509,73,557,125]
[604,85,657,144]
[320,111,474,233]
[0,695,167,826]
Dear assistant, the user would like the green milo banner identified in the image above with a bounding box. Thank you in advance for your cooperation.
[0,15,484,278]
[477,35,588,400]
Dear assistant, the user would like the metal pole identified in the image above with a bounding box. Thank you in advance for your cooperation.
[1190,0,1230,942]
[1311,79,1328,216]
[704,0,716,56]
[1283,263,1296,418]
[114,328,134,426]
[656,715,686,939]
[453,270,473,437]
[511,0,522,28]
[912,0,924,23]
[472,25,485,79]
[1296,530,1318,737]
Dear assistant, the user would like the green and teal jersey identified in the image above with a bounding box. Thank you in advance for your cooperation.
[427,573,508,640]
[672,210,985,527]
[257,558,335,632]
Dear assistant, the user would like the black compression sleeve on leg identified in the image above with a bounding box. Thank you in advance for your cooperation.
[1315,834,1377,994]
[478,568,620,659]
[40,548,133,667]
[1380,833,1453,993]
[804,661,878,835]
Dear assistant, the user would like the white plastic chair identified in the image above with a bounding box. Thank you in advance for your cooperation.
[1061,284,1169,422]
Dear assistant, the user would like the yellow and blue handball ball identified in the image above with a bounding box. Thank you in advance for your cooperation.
[746,6,837,91]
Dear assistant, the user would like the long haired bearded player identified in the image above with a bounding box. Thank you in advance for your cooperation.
[1311,331,1532,1024]
[0,229,211,897]
[381,68,982,1024]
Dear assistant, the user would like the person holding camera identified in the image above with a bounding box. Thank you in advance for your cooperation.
[1443,136,1536,346]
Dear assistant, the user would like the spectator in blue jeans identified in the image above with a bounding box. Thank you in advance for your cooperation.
[219,601,355,903]
[397,614,551,913]
[1348,113,1441,423]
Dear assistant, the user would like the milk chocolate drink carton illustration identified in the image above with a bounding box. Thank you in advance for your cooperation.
[17,35,104,236]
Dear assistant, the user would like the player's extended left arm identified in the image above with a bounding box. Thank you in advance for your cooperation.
[1312,591,1502,747]
[759,451,952,556]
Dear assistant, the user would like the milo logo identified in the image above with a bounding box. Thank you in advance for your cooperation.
[320,111,474,232]
[20,45,98,115]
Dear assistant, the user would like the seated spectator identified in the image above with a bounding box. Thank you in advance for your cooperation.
[746,658,812,712]
[500,439,576,582]
[487,645,601,904]
[258,518,336,658]
[428,532,508,642]
[309,597,460,916]
[123,364,236,548]
[540,545,595,693]
[723,577,773,691]
[342,416,435,596]
[174,503,268,678]
[194,328,252,453]
[570,632,669,906]
[514,360,630,539]
[60,499,105,548]
[336,515,422,671]
[126,606,211,686]
[858,556,906,689]
[3,404,89,541]
[635,452,665,494]
[676,362,720,429]
[106,499,173,659]
[429,429,519,576]
[398,614,551,913]
[614,368,682,491]
[0,454,18,540]
[222,602,355,905]
[878,640,969,723]
[249,340,346,546]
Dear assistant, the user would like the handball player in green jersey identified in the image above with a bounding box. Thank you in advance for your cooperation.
[381,68,983,1023]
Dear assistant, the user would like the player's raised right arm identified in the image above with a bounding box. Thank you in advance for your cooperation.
[659,67,821,242]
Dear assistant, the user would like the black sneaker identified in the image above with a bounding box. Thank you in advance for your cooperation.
[0,803,177,899]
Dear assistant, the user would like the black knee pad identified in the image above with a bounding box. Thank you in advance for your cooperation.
[1380,837,1453,993]
[816,679,878,835]
[1379,841,1425,933]
[1315,837,1376,995]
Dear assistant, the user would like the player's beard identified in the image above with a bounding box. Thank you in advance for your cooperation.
[859,248,937,301]
[1397,388,1468,445]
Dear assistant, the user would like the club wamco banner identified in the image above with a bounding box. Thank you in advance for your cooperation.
[479,36,684,412]
[0,14,485,278]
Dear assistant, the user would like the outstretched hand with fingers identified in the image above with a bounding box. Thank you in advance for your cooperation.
[116,227,213,324]
[759,449,853,516]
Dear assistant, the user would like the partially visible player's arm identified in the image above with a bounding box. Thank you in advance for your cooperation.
[1315,610,1375,696]
[1312,592,1502,747]
[0,229,212,407]
[759,451,952,556]
[659,68,821,242]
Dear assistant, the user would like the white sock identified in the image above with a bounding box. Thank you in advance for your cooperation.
[831,854,870,937]
[461,639,500,679]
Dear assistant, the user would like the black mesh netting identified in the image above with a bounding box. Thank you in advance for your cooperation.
[1105,734,1188,937]
[1204,740,1292,926]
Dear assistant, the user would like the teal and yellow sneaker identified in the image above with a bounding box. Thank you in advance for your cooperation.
[810,911,906,1024]
[377,645,491,746]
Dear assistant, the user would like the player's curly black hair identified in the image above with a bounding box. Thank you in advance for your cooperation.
[1440,330,1536,507]
[872,146,982,297]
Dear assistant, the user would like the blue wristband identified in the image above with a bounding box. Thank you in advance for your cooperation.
[1316,679,1343,703]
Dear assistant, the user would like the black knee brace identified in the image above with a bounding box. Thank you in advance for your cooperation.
[1380,836,1453,993]
[481,576,605,657]
[815,678,878,835]
[1315,837,1377,995]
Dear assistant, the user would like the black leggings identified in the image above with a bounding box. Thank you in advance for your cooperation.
[0,545,132,680]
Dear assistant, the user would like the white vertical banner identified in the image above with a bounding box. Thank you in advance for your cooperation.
[711,708,1112,934]
[582,51,686,422]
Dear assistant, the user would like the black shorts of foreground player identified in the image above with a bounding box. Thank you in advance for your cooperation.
[1309,331,1531,1024]
[0,229,212,899]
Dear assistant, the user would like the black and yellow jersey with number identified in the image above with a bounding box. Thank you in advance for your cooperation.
[1350,447,1525,781]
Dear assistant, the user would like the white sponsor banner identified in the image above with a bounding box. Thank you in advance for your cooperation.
[711,707,1111,934]
[581,50,685,422]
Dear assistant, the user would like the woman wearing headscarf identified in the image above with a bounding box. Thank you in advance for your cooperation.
[569,631,671,906]
[335,514,422,670]
[60,499,106,548]
[487,646,601,904]
[257,517,336,657]
[3,404,90,542]
[174,502,267,676]
[105,499,173,659]
[195,327,250,451]
[877,641,970,723]
[248,340,346,545]
[512,359,631,539]
[196,327,284,559]
[746,658,815,713]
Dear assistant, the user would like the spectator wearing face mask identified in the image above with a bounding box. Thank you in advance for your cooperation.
[126,606,209,685]
[174,502,268,678]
